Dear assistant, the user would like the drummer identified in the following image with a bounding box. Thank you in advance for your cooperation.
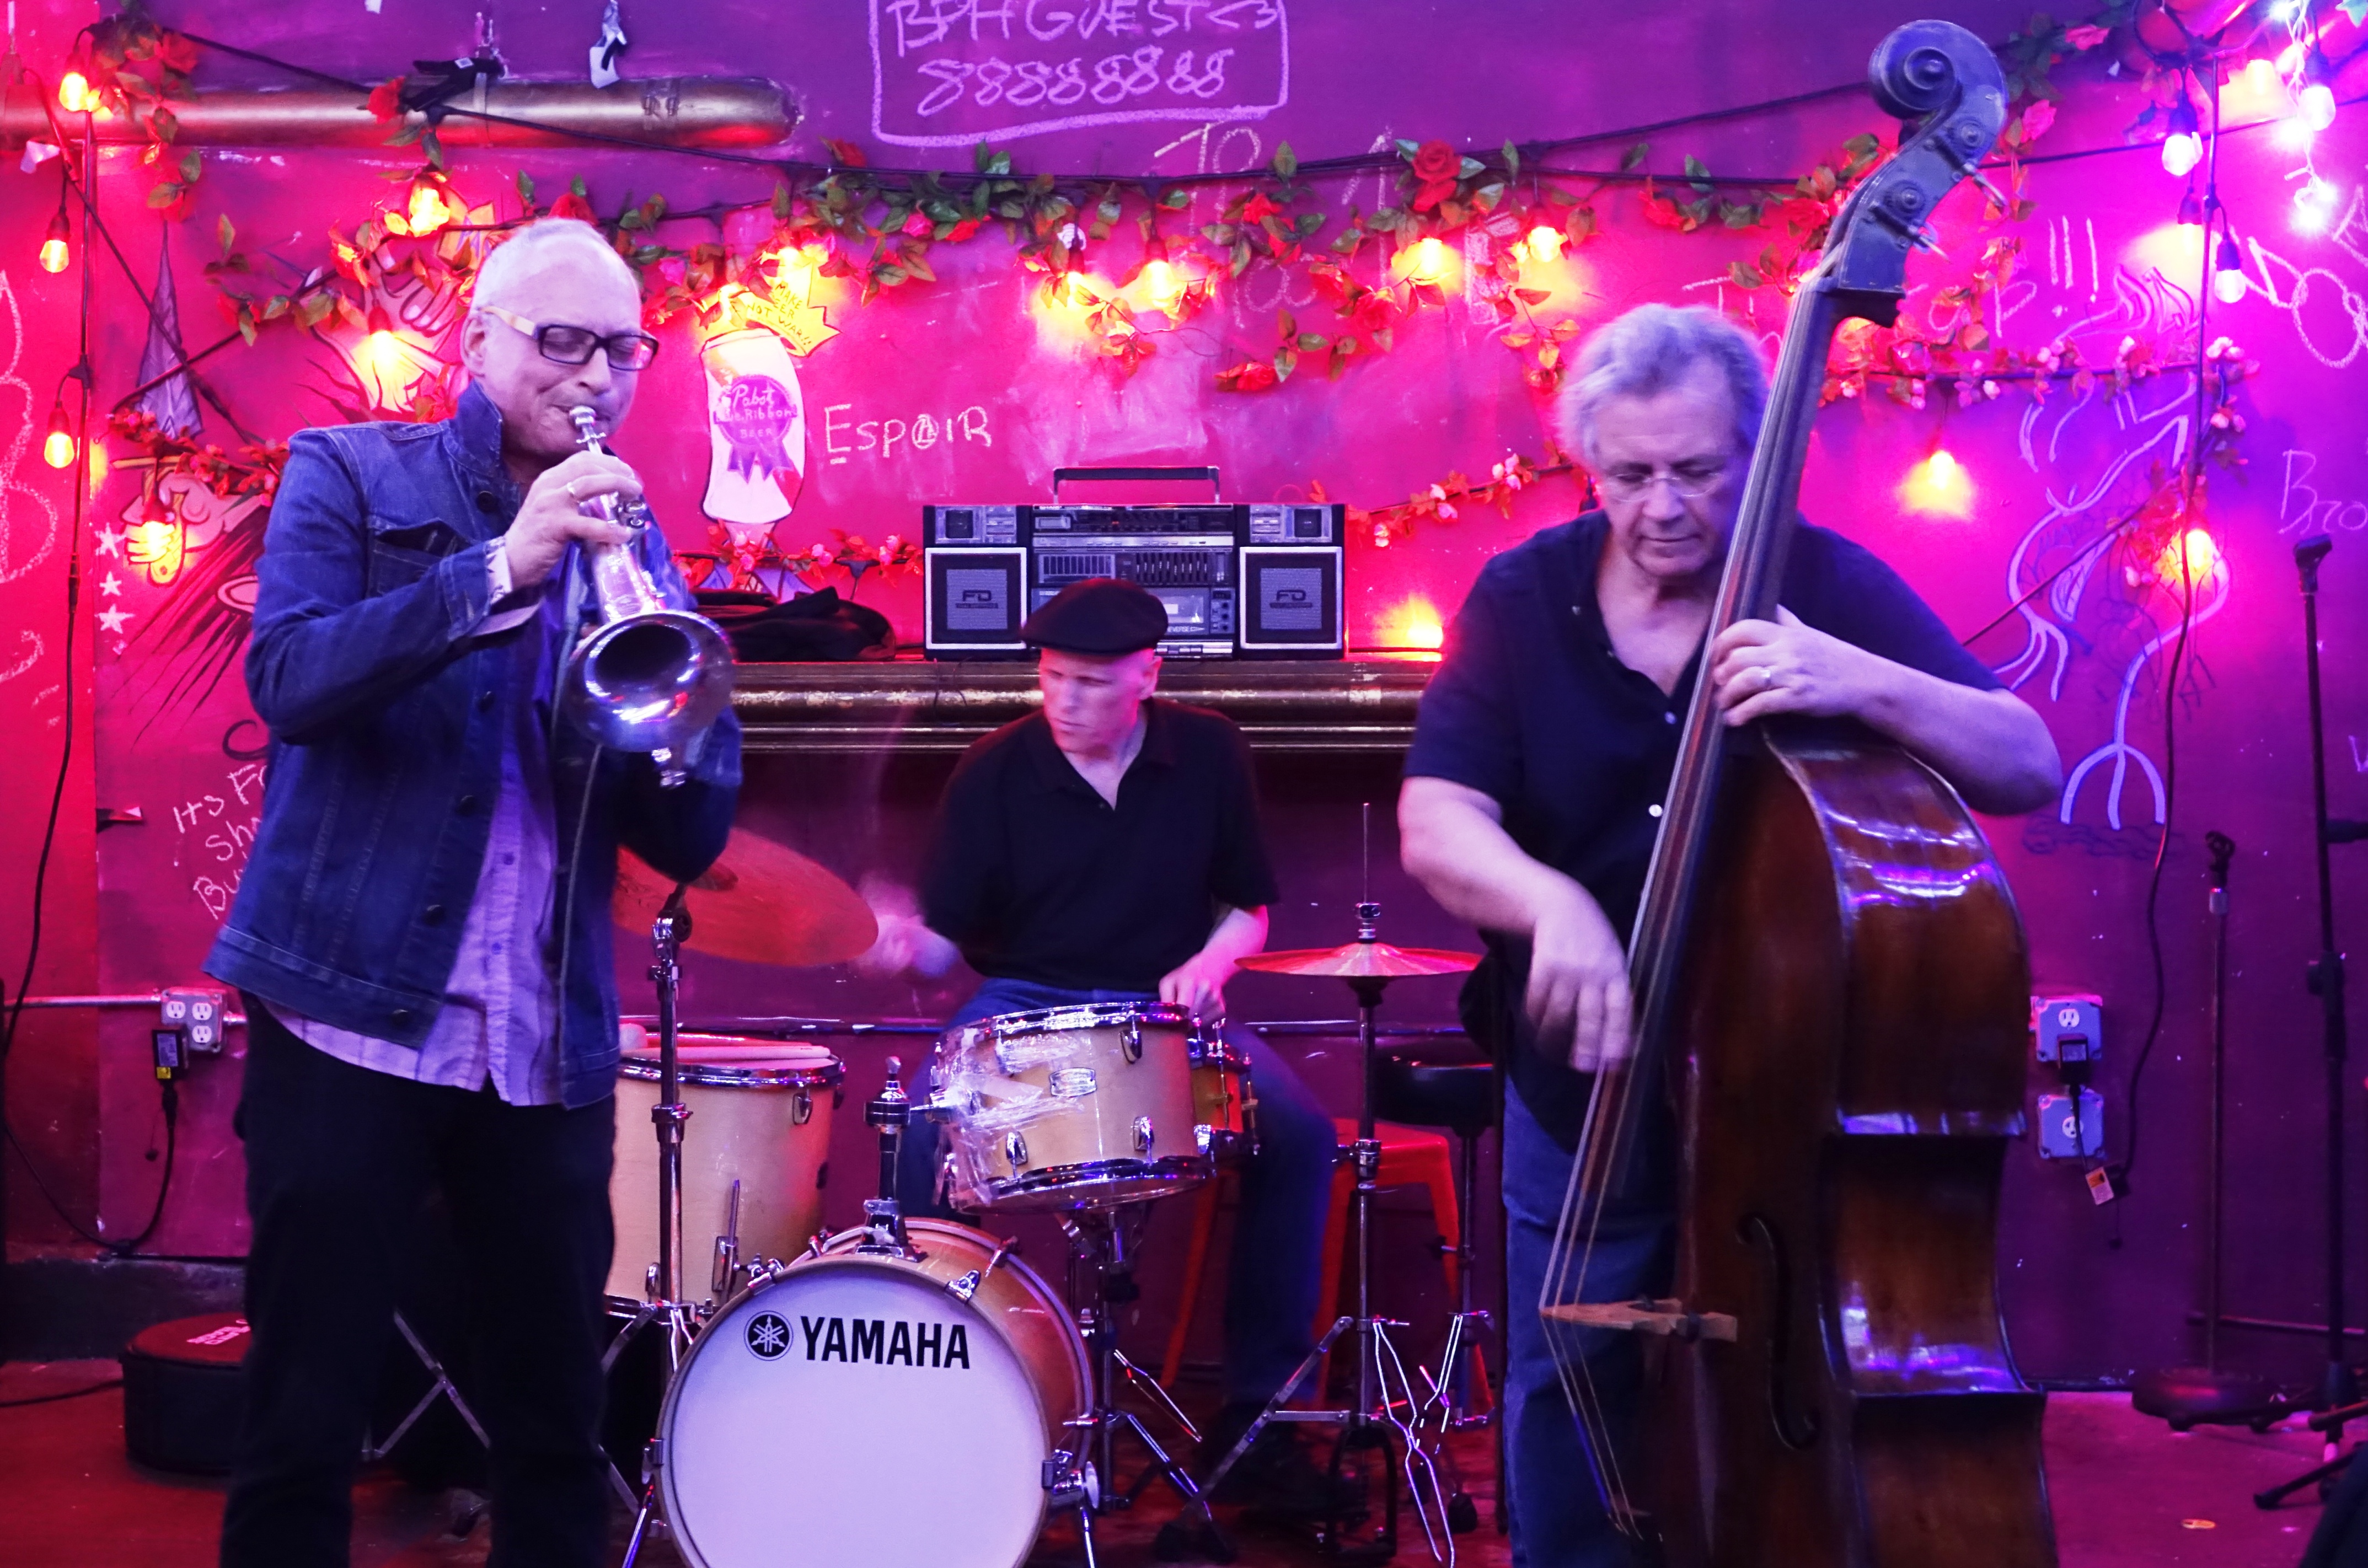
[866,577,1342,1514]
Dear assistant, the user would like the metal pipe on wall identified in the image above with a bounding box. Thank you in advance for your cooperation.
[0,77,792,150]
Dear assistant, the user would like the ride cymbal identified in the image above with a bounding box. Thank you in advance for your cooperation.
[614,829,877,968]
[1236,941,1481,979]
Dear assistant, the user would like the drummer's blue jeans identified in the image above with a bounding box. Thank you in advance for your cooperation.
[1501,1080,1675,1568]
[897,978,1338,1409]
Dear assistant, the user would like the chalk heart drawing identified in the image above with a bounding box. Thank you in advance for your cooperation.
[1982,245,2229,832]
[0,271,63,600]
[870,0,1289,147]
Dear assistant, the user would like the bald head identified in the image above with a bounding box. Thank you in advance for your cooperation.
[461,218,648,474]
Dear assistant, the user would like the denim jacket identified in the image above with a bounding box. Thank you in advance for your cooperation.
[206,384,741,1108]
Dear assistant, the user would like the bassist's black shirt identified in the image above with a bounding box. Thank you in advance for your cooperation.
[1402,512,2004,1148]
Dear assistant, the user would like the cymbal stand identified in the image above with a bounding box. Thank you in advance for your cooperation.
[1057,1206,1235,1565]
[612,887,703,1544]
[1199,948,1451,1561]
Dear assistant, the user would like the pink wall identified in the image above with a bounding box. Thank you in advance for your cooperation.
[3,0,2367,1384]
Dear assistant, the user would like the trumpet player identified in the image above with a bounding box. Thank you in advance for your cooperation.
[205,217,741,1568]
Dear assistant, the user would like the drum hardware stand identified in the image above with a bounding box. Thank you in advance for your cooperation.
[859,1056,918,1256]
[1412,1107,1494,1537]
[1059,1206,1238,1564]
[360,1309,491,1464]
[610,884,705,1549]
[1210,878,1465,1562]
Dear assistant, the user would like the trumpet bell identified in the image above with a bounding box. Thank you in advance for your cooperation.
[561,608,737,759]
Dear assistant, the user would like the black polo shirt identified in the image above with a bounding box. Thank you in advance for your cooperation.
[922,699,1281,994]
[1403,512,2003,1148]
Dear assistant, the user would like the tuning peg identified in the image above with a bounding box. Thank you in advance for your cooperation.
[1967,170,2008,208]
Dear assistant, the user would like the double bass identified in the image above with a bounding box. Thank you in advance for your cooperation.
[1541,20,2058,1566]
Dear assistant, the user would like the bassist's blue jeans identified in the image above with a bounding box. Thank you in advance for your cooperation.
[897,978,1337,1409]
[1501,1079,1675,1568]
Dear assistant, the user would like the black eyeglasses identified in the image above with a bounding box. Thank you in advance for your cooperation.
[480,304,660,371]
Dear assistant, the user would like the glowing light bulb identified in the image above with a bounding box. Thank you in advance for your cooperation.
[1901,448,1973,518]
[1140,257,1181,309]
[1412,236,1448,282]
[42,401,73,469]
[1392,597,1445,652]
[2160,97,2202,178]
[38,210,69,274]
[2294,177,2340,235]
[1523,224,1564,265]
[2157,527,2220,584]
[131,491,186,583]
[405,182,450,238]
[57,71,90,113]
[2299,81,2338,133]
[2212,235,2248,304]
[2245,59,2277,94]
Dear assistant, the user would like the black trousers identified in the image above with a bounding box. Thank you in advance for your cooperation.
[221,1002,616,1568]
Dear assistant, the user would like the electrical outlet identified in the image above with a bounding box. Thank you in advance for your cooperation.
[2032,994,2102,1065]
[2036,1089,2104,1160]
[160,987,228,1055]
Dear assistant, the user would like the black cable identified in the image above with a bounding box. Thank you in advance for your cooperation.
[0,120,182,1258]
[2116,57,2230,1195]
[1960,497,2155,647]
[0,1378,124,1409]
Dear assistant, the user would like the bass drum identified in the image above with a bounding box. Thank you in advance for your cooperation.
[655,1218,1089,1568]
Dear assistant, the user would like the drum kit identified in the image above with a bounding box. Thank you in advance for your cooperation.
[601,824,1483,1568]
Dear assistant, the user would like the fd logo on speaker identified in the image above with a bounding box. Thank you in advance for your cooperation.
[746,1312,791,1360]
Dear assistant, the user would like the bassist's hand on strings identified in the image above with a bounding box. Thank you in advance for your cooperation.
[1528,884,1634,1072]
[1708,606,1883,726]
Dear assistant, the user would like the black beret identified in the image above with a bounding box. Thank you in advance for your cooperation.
[1021,577,1168,655]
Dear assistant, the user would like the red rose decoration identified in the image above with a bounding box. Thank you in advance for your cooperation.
[1410,141,1459,183]
[902,211,933,238]
[1408,139,1462,214]
[1223,360,1278,393]
[549,191,596,222]
[366,76,405,123]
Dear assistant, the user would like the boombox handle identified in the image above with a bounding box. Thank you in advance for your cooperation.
[1051,466,1220,502]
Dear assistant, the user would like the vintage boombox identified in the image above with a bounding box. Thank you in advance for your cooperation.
[920,469,1343,660]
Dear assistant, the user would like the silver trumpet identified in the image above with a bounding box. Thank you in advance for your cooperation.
[560,405,735,787]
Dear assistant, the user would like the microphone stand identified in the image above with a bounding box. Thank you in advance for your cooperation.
[2256,535,2368,1509]
[2132,831,2278,1429]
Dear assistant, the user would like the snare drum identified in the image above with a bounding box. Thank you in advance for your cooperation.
[653,1218,1088,1568]
[930,1001,1231,1212]
[607,1032,843,1306]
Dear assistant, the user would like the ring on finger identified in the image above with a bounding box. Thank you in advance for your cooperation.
[565,480,581,503]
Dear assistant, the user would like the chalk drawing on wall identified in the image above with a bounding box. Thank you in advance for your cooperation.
[2280,448,2368,536]
[0,271,63,593]
[1977,247,2235,831]
[2232,185,2368,371]
[105,471,270,724]
[871,0,1289,146]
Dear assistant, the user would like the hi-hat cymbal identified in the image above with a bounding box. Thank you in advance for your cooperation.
[614,829,877,969]
[1237,941,1481,979]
